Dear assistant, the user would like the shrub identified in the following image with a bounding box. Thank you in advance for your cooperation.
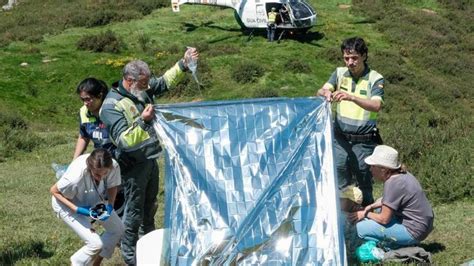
[284,59,311,74]
[76,30,124,53]
[0,112,28,130]
[164,60,212,98]
[0,124,70,159]
[0,113,31,158]
[252,88,280,98]
[231,62,265,83]
[138,31,151,52]
[85,9,116,28]
[317,46,341,65]
[0,1,168,47]
[135,0,170,15]
[371,50,408,85]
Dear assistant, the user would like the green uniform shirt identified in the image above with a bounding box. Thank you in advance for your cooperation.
[325,65,384,135]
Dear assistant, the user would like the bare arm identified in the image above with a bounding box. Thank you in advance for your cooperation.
[365,205,394,224]
[73,136,89,160]
[106,186,118,205]
[332,91,382,112]
[364,197,383,213]
[50,183,79,212]
[348,204,394,225]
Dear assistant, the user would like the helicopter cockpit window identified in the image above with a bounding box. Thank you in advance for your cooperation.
[288,2,315,19]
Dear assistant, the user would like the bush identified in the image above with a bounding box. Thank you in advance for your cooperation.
[231,62,265,83]
[164,59,212,98]
[135,0,170,15]
[138,31,151,52]
[284,59,311,74]
[76,30,124,53]
[0,112,28,130]
[252,88,280,98]
[0,1,169,47]
[0,126,70,160]
[317,46,341,65]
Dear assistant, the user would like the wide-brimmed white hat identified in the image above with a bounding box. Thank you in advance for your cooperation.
[364,145,401,169]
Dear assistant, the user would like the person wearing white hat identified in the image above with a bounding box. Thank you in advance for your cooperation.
[348,145,434,248]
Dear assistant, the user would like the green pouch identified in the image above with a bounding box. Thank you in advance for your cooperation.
[355,240,382,263]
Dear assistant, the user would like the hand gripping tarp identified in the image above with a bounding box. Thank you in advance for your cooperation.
[152,97,345,265]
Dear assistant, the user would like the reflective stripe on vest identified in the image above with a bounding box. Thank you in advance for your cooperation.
[79,106,96,124]
[113,97,151,150]
[336,67,383,125]
[162,62,186,90]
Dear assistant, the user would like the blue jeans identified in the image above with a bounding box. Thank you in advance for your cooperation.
[356,217,419,249]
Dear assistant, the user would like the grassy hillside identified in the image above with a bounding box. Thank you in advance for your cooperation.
[0,0,472,264]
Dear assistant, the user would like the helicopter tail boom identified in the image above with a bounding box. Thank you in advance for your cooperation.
[172,0,235,12]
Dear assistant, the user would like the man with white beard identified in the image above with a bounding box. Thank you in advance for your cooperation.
[100,48,198,265]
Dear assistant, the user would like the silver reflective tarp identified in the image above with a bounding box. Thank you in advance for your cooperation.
[153,97,345,265]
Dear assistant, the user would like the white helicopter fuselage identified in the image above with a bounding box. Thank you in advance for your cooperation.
[172,0,317,30]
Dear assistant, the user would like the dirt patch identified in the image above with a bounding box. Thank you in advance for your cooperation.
[338,4,351,9]
[421,8,437,15]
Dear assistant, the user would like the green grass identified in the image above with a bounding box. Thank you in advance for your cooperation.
[0,0,473,264]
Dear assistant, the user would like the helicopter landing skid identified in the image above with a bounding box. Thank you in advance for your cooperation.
[277,30,286,43]
[246,30,254,42]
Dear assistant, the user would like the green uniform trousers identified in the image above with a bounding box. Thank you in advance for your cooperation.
[120,159,159,265]
[334,133,376,206]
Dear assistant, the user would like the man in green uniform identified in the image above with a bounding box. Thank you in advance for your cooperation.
[317,37,384,206]
[267,7,278,42]
[100,48,198,265]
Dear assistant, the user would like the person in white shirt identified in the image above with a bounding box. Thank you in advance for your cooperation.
[50,148,124,266]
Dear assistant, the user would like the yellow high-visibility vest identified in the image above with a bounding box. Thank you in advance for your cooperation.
[268,11,277,24]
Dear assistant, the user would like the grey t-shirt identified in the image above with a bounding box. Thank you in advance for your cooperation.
[383,172,434,241]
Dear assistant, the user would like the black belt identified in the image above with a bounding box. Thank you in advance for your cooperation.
[336,128,383,144]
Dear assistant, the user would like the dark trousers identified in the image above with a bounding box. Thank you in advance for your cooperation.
[334,133,376,206]
[120,159,159,265]
[267,23,276,42]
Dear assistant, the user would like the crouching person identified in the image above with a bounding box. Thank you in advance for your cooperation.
[348,145,434,248]
[50,148,124,265]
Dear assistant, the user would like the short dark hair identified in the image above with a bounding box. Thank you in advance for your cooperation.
[341,37,368,62]
[76,78,109,102]
[86,148,113,171]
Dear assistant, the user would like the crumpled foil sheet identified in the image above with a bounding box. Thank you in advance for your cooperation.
[153,97,345,265]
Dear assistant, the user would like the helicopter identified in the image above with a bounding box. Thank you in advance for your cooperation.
[171,0,317,33]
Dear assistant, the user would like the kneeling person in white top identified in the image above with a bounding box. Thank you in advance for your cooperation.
[50,148,124,265]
